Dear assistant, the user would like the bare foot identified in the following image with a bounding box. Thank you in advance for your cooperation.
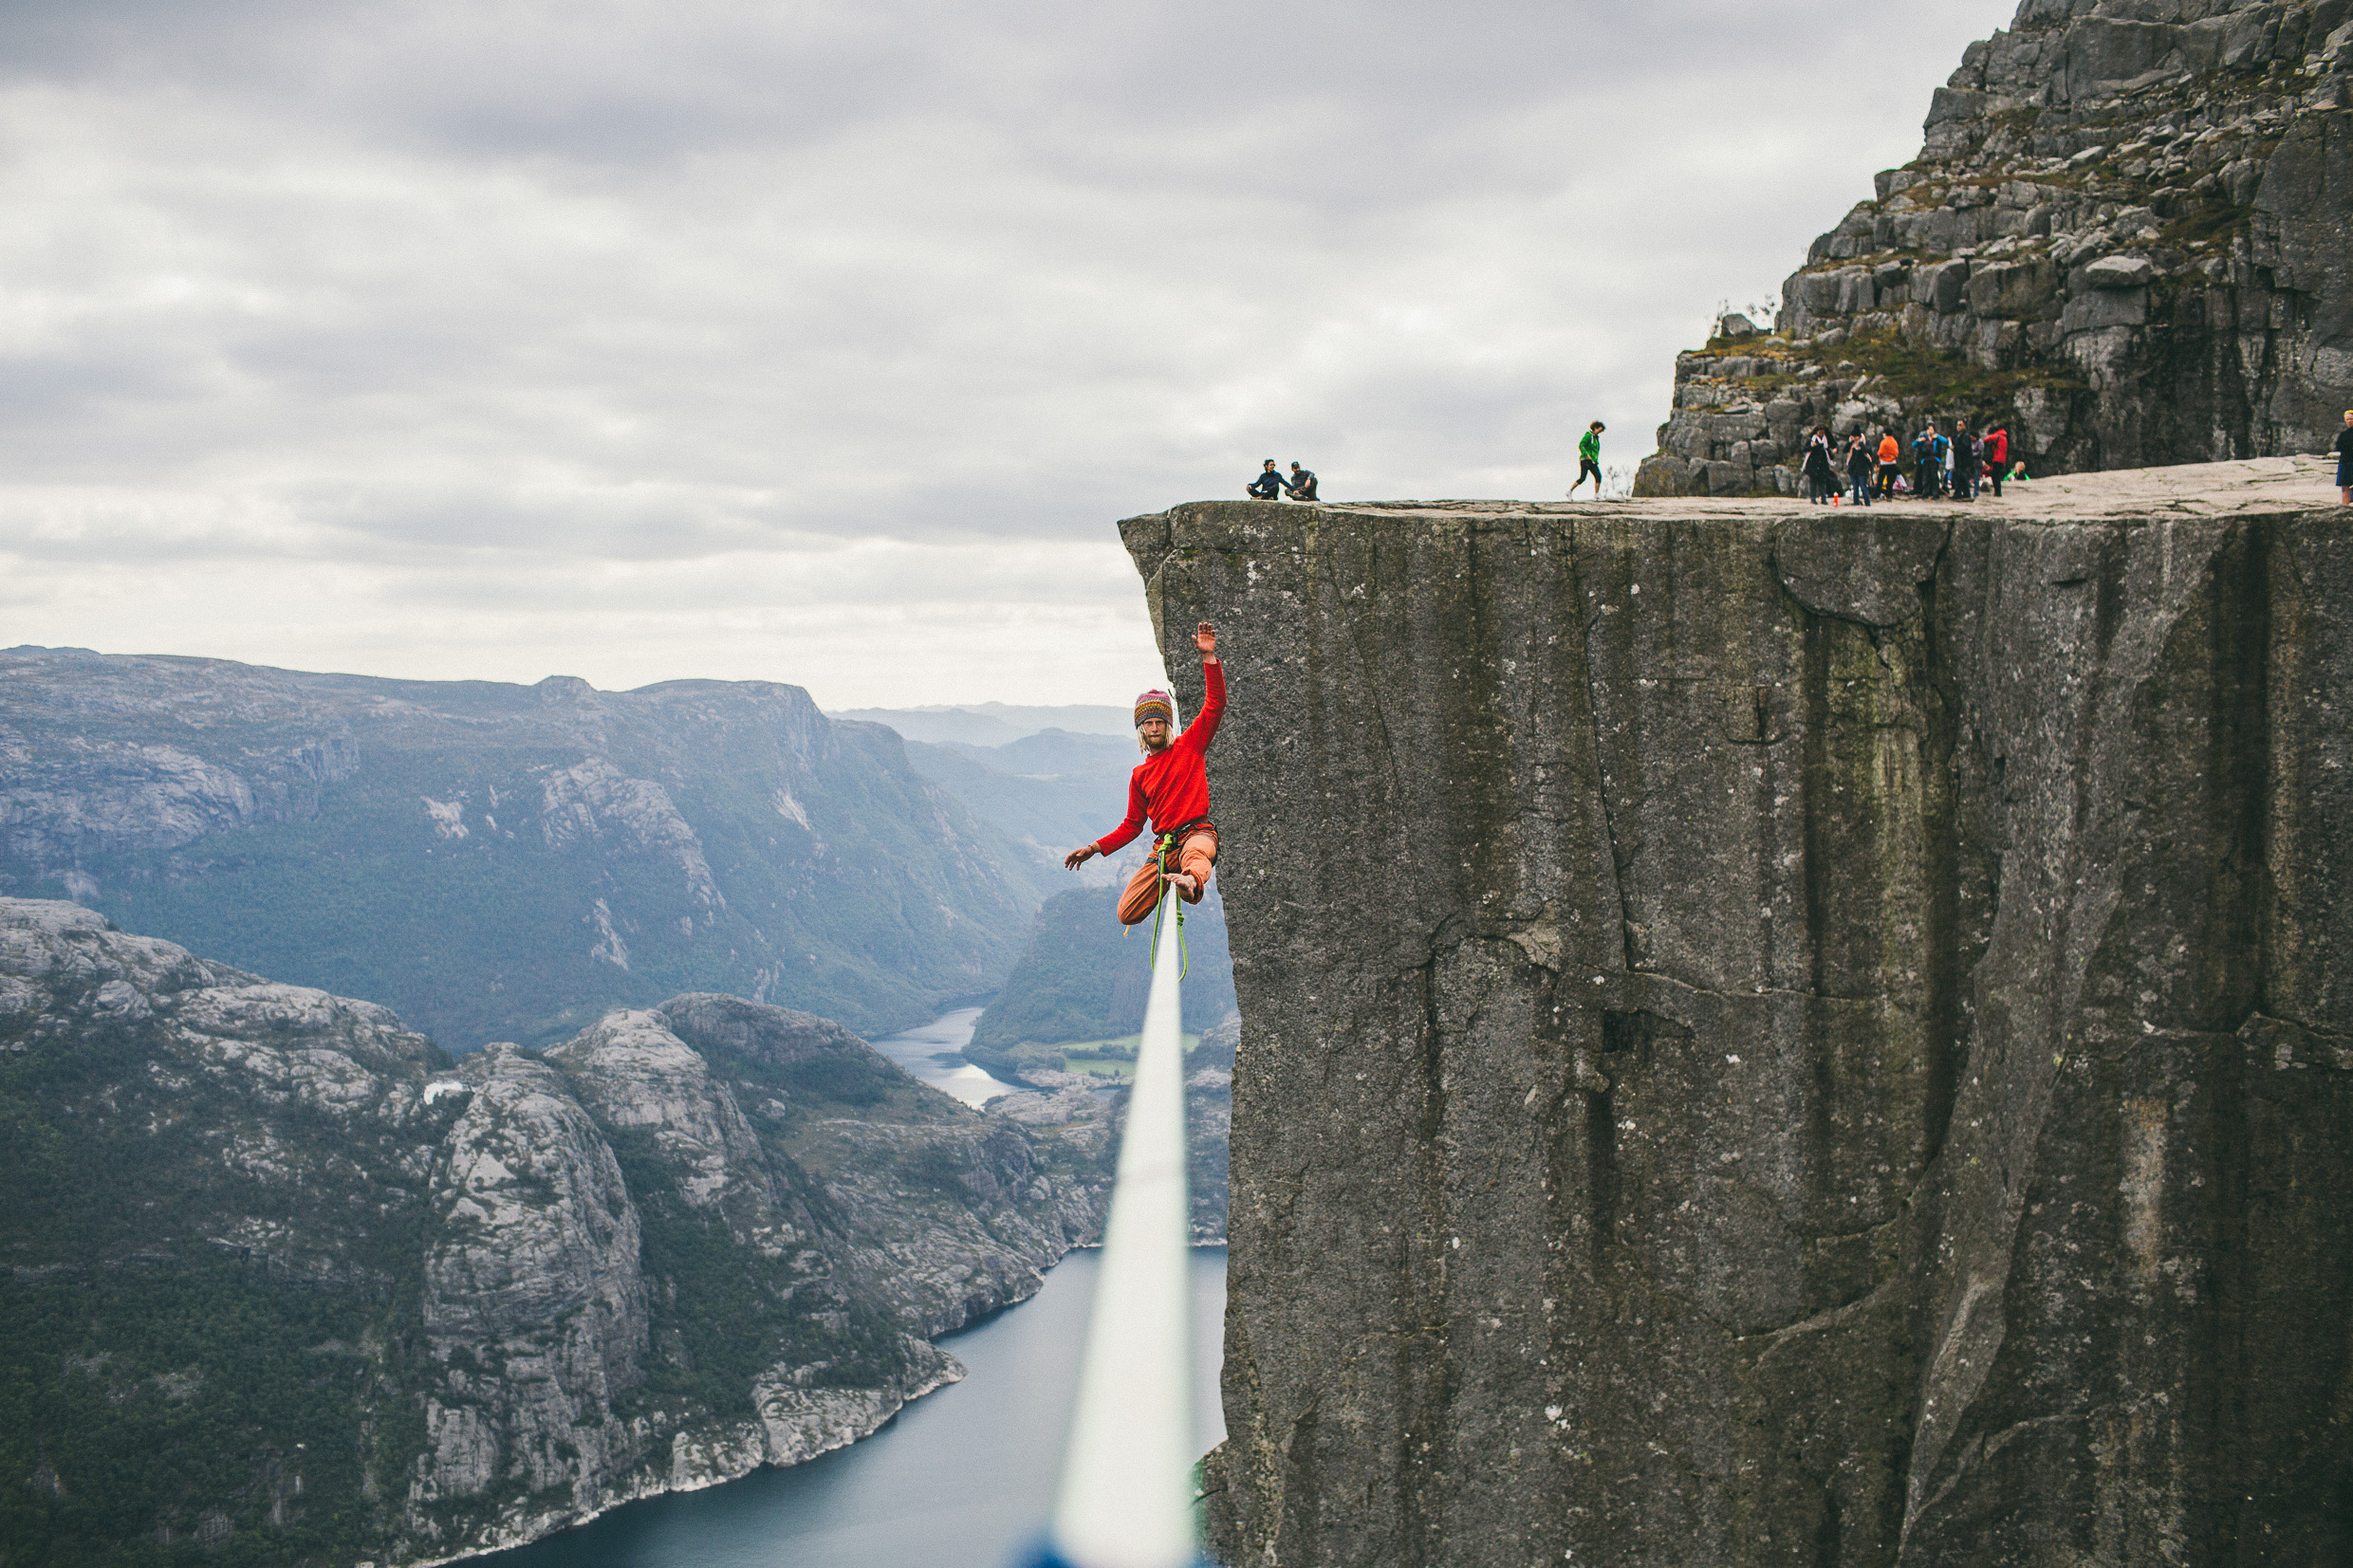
[1162,872,1198,896]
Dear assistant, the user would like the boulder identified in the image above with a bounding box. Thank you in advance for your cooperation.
[1968,257,2061,318]
[2063,286,2149,332]
[2083,253,2157,287]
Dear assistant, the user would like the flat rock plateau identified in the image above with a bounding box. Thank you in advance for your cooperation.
[1128,460,2352,1565]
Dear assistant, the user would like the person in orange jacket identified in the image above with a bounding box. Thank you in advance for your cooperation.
[1875,430,1902,498]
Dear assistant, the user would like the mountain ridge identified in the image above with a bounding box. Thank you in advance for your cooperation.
[0,895,1115,1564]
[0,648,1032,1044]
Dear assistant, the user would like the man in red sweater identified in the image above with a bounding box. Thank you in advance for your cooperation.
[1064,621,1225,924]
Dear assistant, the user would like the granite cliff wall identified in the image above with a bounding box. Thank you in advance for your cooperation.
[1125,462,2352,1565]
[1637,0,2353,497]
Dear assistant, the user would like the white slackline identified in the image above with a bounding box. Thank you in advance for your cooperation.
[1046,884,1201,1568]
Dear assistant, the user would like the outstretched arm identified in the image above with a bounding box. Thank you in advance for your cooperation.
[1071,772,1148,868]
[1186,623,1227,751]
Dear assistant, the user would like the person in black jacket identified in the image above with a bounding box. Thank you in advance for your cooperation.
[1952,418,1979,501]
[2337,409,2352,505]
[1247,460,1283,500]
[1844,435,1874,507]
[1801,427,1839,504]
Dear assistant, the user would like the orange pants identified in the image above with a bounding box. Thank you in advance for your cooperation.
[1118,828,1217,925]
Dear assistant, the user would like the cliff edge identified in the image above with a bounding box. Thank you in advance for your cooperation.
[1125,461,2351,1565]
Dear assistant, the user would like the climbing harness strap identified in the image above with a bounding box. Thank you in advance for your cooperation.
[1147,830,1188,979]
[1143,821,1214,980]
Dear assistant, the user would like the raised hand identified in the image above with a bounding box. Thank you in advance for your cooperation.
[1195,621,1216,656]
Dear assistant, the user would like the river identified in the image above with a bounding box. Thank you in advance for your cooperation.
[482,1007,1225,1568]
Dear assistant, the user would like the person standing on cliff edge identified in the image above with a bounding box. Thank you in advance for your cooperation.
[1568,421,1605,498]
[2336,409,2352,504]
[1065,622,1226,924]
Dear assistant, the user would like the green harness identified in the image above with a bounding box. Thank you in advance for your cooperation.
[1145,829,1190,979]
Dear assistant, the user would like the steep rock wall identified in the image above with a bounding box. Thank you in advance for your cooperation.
[1638,0,2353,497]
[1125,465,2352,1566]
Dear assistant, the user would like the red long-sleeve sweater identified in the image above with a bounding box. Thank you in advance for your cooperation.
[1094,660,1226,855]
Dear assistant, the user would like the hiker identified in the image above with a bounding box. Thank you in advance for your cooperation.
[1913,422,1942,499]
[1802,427,1839,504]
[1845,435,1874,507]
[2337,410,2352,504]
[1952,418,1978,501]
[1877,430,1901,497]
[1247,461,1284,500]
[1569,421,1606,498]
[1065,621,1226,925]
[1983,426,2010,496]
[1285,463,1320,501]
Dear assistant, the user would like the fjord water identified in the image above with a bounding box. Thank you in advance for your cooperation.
[484,1248,1228,1568]
[867,1005,1016,1106]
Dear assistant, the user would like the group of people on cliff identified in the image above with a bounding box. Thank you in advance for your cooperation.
[1245,419,1618,506]
[1246,460,1318,501]
[1800,418,2025,506]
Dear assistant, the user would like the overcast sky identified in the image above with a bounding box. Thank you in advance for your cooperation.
[0,0,2019,709]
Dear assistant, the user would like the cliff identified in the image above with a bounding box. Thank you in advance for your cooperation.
[0,899,1111,1564]
[1637,0,2353,497]
[0,650,1030,1044]
[1123,462,2352,1565]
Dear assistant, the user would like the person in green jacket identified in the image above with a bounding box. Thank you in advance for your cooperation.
[1569,421,1605,498]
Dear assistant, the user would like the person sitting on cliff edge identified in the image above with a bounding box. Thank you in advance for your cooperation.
[1064,621,1226,925]
[1247,460,1284,500]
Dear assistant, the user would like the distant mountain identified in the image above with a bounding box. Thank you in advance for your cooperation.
[899,729,1139,899]
[0,648,1032,1045]
[0,898,1113,1565]
[968,884,1237,1078]
[829,702,1132,747]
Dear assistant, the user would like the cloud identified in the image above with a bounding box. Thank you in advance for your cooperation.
[0,0,2021,703]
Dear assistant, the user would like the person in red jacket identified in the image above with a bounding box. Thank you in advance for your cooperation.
[1065,621,1225,924]
[1983,426,2010,496]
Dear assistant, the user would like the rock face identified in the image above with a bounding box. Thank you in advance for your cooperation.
[1121,467,2353,1565]
[1638,0,2353,498]
[0,899,1111,1565]
[0,649,1029,1043]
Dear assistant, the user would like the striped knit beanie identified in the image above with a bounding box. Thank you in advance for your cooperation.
[1133,689,1174,728]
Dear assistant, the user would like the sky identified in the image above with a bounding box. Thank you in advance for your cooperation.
[0,0,2021,709]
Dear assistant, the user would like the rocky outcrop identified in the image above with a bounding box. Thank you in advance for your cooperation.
[0,899,1113,1565]
[1123,467,2352,1565]
[0,649,1030,1042]
[1638,0,2353,497]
